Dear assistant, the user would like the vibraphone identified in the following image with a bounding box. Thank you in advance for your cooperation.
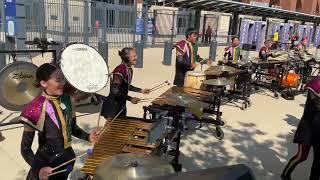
[81,117,169,176]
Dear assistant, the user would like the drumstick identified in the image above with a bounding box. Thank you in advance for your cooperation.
[139,96,165,103]
[96,102,104,131]
[150,83,170,92]
[138,100,151,103]
[139,97,165,101]
[139,98,153,101]
[48,165,73,177]
[150,81,169,91]
[51,149,93,171]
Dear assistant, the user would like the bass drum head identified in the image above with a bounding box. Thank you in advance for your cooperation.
[60,43,109,93]
[0,62,41,111]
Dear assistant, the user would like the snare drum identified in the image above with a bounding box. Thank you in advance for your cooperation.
[184,71,206,89]
[60,43,110,94]
[281,73,301,88]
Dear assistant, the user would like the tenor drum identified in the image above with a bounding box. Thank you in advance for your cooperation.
[281,73,301,88]
[60,43,110,94]
[184,71,206,90]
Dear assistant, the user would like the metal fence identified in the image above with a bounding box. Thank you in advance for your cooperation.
[23,0,138,48]
[143,9,228,47]
[0,0,5,43]
[0,0,229,49]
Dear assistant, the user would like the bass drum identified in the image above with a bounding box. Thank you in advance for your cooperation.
[0,61,41,111]
[60,43,110,95]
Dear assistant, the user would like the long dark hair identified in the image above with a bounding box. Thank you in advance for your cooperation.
[118,47,135,63]
[34,63,58,88]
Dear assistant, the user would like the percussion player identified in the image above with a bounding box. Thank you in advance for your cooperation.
[259,40,278,61]
[222,36,242,65]
[281,76,320,180]
[221,37,253,94]
[20,63,98,180]
[173,28,198,87]
[173,28,211,87]
[294,37,316,83]
[259,40,281,81]
[101,47,150,119]
[294,37,313,59]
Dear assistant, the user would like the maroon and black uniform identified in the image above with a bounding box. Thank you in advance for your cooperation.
[259,46,272,61]
[101,63,141,118]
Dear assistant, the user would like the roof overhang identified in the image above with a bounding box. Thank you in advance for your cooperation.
[160,0,320,23]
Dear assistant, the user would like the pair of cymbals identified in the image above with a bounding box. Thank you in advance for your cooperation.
[206,65,237,72]
[93,153,174,180]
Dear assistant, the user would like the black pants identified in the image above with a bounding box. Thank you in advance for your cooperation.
[205,35,211,44]
[282,144,320,180]
[272,41,278,49]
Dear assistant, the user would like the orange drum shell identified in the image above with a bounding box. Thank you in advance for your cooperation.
[281,73,301,88]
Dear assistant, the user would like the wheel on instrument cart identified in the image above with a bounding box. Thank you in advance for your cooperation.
[241,102,248,110]
[246,99,252,107]
[214,126,224,140]
[0,131,4,142]
[274,93,279,99]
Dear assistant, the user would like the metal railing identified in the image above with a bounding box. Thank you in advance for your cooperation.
[0,1,229,49]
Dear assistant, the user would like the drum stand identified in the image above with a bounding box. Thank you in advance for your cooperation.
[252,64,285,98]
[0,49,57,64]
[226,72,252,110]
[201,86,226,140]
[216,64,253,110]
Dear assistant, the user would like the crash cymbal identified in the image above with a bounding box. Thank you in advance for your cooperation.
[203,78,235,87]
[206,65,237,72]
[0,62,41,111]
[205,65,241,76]
[93,153,174,180]
[204,69,223,76]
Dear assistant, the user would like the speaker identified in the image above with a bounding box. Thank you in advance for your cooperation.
[149,164,255,180]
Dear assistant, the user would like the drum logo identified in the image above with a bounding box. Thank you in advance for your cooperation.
[87,84,98,91]
[73,47,88,51]
[12,72,33,80]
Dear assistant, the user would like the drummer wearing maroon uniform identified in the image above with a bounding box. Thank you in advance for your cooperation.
[259,40,276,61]
[20,64,98,180]
[173,28,199,87]
[294,37,313,59]
[222,36,242,65]
[294,37,316,83]
[281,76,320,180]
[101,47,150,119]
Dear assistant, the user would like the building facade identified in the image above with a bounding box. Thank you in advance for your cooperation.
[241,0,320,15]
